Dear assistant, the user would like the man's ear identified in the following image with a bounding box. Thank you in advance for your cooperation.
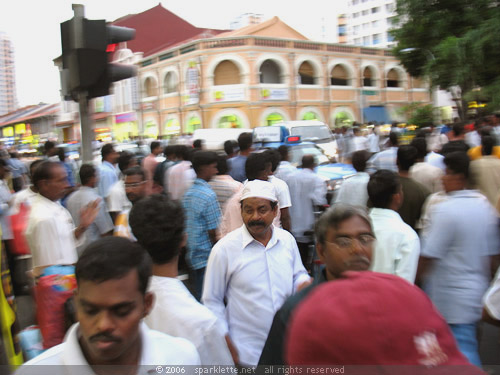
[316,242,326,264]
[143,292,154,317]
[180,233,187,249]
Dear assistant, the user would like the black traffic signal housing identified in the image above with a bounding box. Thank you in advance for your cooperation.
[61,17,137,101]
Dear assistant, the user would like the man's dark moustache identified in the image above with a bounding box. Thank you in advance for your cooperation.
[249,221,265,227]
[90,333,120,343]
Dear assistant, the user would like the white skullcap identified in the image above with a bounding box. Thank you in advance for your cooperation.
[240,180,278,203]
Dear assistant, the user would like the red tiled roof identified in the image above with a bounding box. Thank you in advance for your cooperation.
[0,104,59,127]
[112,4,228,57]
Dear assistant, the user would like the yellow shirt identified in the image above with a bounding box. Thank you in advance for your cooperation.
[467,146,500,161]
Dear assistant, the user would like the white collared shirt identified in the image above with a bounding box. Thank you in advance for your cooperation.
[20,322,200,372]
[369,208,420,283]
[146,276,234,365]
[25,194,79,269]
[202,225,310,366]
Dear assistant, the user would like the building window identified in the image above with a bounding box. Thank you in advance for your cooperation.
[164,118,180,135]
[363,36,370,46]
[387,68,400,87]
[186,116,202,133]
[372,7,379,13]
[331,65,350,86]
[362,9,369,16]
[214,60,241,85]
[218,114,243,128]
[260,59,282,84]
[163,72,178,94]
[266,112,284,126]
[298,61,315,85]
[144,77,157,97]
[353,25,360,35]
[363,23,369,29]
[353,12,359,18]
[386,3,394,12]
[373,34,380,45]
[372,20,379,28]
[302,111,319,120]
[387,32,394,42]
[387,16,397,26]
[363,67,375,87]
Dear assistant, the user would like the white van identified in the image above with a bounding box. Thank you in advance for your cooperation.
[275,120,338,159]
[192,128,250,151]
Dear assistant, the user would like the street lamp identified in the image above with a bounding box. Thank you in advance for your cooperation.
[400,47,440,124]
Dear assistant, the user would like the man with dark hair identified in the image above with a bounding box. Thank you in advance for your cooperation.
[203,180,310,367]
[259,204,374,365]
[366,131,399,173]
[43,141,57,158]
[397,145,431,231]
[288,155,327,269]
[193,139,204,151]
[418,151,500,366]
[142,141,162,182]
[409,137,444,193]
[106,151,138,223]
[224,140,238,159]
[264,149,292,231]
[10,159,43,213]
[25,161,99,269]
[367,170,420,283]
[67,164,114,255]
[7,151,28,192]
[114,166,148,240]
[441,122,470,156]
[97,143,119,198]
[229,132,253,182]
[167,145,196,200]
[152,145,177,191]
[274,145,297,182]
[20,236,200,369]
[334,150,370,206]
[469,135,500,205]
[129,195,234,365]
[208,155,243,212]
[182,151,221,300]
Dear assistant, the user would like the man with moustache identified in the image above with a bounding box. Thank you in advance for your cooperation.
[259,204,374,365]
[18,237,200,373]
[203,180,310,367]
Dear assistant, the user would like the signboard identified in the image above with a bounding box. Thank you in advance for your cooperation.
[253,126,281,142]
[15,123,26,135]
[185,63,200,105]
[212,87,245,102]
[115,112,137,124]
[362,90,377,96]
[3,127,14,137]
[260,88,289,101]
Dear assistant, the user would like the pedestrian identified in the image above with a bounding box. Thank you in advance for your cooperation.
[441,122,470,156]
[129,194,235,365]
[9,159,43,214]
[409,137,444,193]
[288,154,327,269]
[7,151,28,192]
[208,154,243,212]
[203,180,310,367]
[367,170,420,283]
[274,145,297,183]
[66,164,114,255]
[366,131,399,173]
[97,144,119,198]
[17,237,200,371]
[469,135,500,206]
[333,150,370,207]
[142,141,162,182]
[166,145,195,201]
[259,204,374,365]
[285,272,482,373]
[114,166,148,240]
[182,151,221,300]
[264,149,292,231]
[106,151,137,223]
[228,132,253,183]
[25,161,99,270]
[418,151,500,366]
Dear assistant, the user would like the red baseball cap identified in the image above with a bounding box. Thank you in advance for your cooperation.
[285,272,483,373]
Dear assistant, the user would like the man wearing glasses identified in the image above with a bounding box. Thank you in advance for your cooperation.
[114,166,148,240]
[367,169,420,283]
[259,204,374,365]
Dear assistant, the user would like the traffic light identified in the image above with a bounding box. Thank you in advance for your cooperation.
[60,15,137,101]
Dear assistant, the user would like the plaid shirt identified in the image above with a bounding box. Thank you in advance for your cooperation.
[183,179,221,270]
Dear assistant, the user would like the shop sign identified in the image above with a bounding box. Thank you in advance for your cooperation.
[260,88,289,101]
[212,87,245,102]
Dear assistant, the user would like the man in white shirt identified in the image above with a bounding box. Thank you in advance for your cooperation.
[274,145,297,183]
[106,151,137,223]
[333,150,370,207]
[19,237,200,372]
[97,144,119,198]
[265,149,292,231]
[351,126,369,153]
[167,145,196,201]
[9,159,43,215]
[367,170,420,283]
[203,180,311,366]
[25,161,100,270]
[129,194,235,365]
[409,137,444,193]
[288,155,327,269]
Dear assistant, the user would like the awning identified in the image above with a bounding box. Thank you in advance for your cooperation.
[363,106,391,125]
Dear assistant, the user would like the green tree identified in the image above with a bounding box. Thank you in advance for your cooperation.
[397,102,433,127]
[393,0,500,119]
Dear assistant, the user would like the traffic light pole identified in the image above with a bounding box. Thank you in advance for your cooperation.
[78,91,93,163]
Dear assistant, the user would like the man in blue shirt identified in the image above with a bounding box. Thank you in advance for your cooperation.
[97,144,119,198]
[182,151,221,300]
[228,132,253,182]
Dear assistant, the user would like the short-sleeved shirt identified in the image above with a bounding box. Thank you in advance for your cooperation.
[97,161,118,198]
[182,178,221,270]
[398,176,431,231]
[228,155,247,183]
[421,190,500,324]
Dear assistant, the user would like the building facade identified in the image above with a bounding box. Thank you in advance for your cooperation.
[0,33,18,116]
[343,0,397,48]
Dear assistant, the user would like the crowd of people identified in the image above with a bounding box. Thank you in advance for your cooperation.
[2,116,500,373]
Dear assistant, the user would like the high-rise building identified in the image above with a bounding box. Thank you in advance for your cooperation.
[342,0,397,48]
[0,32,18,115]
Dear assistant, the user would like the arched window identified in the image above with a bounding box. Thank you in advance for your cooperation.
[144,77,157,97]
[260,60,281,84]
[387,69,400,88]
[298,61,315,85]
[302,111,319,120]
[217,114,243,128]
[186,116,201,133]
[363,67,375,87]
[164,72,178,94]
[331,65,349,86]
[335,111,354,126]
[266,112,284,126]
[214,60,241,85]
[164,118,180,135]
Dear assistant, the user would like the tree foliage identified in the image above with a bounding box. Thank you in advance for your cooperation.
[392,0,500,118]
[397,102,434,127]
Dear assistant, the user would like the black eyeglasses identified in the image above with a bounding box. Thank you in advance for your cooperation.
[326,234,375,251]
